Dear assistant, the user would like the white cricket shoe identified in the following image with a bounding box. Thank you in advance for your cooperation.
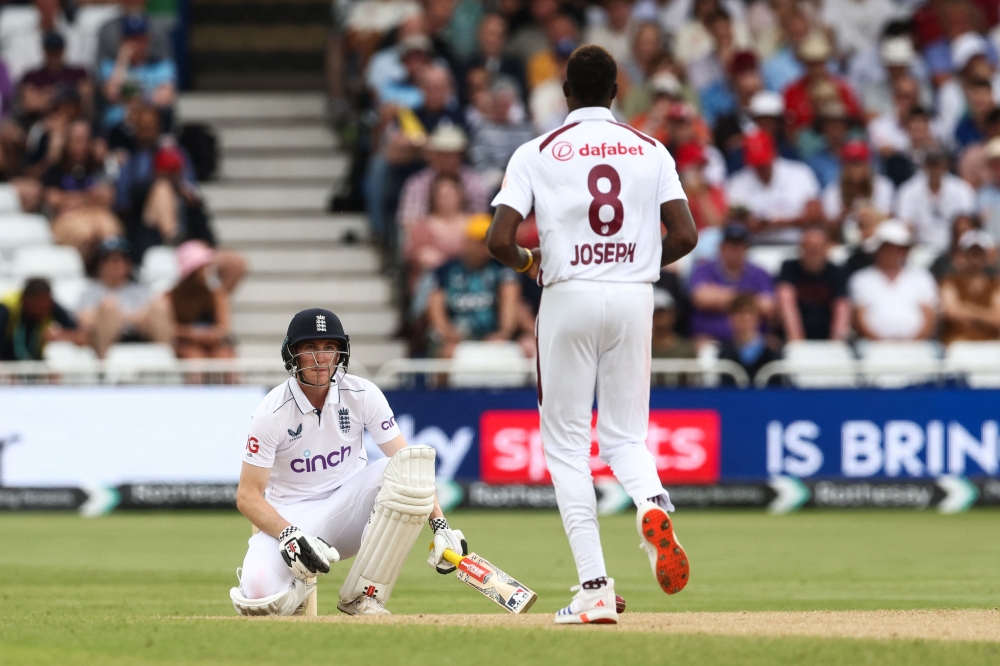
[553,578,619,625]
[337,595,391,616]
[636,500,690,595]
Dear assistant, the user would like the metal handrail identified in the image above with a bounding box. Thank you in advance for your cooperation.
[750,357,992,388]
[0,356,751,388]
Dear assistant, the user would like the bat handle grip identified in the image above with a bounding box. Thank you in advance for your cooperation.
[442,548,464,567]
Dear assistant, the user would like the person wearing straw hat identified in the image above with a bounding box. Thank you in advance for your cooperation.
[940,229,1000,344]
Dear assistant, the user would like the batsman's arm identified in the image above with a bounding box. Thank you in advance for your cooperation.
[487,204,539,279]
[236,462,291,538]
[660,199,698,267]
[377,433,445,520]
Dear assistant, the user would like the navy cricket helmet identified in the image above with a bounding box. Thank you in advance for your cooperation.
[281,308,351,381]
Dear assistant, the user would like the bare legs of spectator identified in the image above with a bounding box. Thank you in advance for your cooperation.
[175,336,236,384]
[11,178,41,212]
[215,249,247,294]
[90,296,175,359]
[142,178,179,243]
[50,207,123,263]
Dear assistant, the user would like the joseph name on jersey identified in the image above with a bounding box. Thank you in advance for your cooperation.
[243,372,401,504]
[492,106,687,285]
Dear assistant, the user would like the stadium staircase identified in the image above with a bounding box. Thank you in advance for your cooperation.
[177,93,406,373]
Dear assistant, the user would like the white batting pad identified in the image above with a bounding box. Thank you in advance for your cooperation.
[230,578,315,616]
[339,446,436,604]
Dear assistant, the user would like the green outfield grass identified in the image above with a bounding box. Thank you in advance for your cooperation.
[1,509,998,664]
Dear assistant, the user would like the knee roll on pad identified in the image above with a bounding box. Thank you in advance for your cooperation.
[230,578,315,616]
[339,445,436,604]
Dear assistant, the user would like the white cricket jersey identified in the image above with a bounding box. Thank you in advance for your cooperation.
[491,106,687,285]
[243,372,401,505]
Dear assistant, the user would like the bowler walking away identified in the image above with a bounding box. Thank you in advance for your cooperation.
[488,45,699,625]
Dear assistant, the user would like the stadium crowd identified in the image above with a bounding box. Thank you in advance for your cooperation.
[0,0,245,364]
[327,0,1000,383]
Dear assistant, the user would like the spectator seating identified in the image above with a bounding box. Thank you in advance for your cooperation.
[907,245,937,270]
[140,245,181,293]
[858,340,941,388]
[747,245,798,276]
[43,341,99,384]
[449,341,528,388]
[11,246,84,281]
[0,215,51,252]
[697,341,721,387]
[782,340,858,388]
[0,184,21,213]
[105,342,179,383]
[52,277,88,312]
[945,341,1000,388]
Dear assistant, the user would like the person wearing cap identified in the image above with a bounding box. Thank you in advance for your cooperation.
[852,34,930,117]
[699,49,761,128]
[929,213,980,280]
[895,146,977,253]
[528,15,580,91]
[167,240,235,362]
[424,216,520,358]
[76,237,173,358]
[848,219,938,341]
[777,226,851,342]
[940,229,1000,344]
[676,143,727,230]
[725,129,823,245]
[0,0,84,83]
[0,277,82,361]
[97,0,174,66]
[19,32,90,121]
[783,31,862,132]
[798,100,859,188]
[822,139,896,235]
[689,222,775,344]
[975,136,1000,240]
[368,30,434,108]
[630,79,689,145]
[99,13,177,129]
[936,31,1000,142]
[396,123,488,233]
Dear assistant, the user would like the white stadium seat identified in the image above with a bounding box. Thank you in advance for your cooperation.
[858,340,941,388]
[945,341,1000,388]
[52,277,88,311]
[783,340,858,388]
[449,341,528,388]
[747,245,798,276]
[0,214,50,250]
[140,245,180,293]
[43,341,99,383]
[0,184,21,213]
[12,245,84,280]
[105,343,179,383]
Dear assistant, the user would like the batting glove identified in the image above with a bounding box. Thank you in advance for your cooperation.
[278,526,340,580]
[427,517,467,574]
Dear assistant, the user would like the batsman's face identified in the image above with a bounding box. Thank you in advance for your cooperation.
[295,340,341,385]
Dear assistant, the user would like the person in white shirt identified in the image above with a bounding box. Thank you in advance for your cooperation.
[821,140,895,236]
[895,148,977,253]
[229,309,465,617]
[849,220,938,340]
[725,130,823,245]
[487,45,698,625]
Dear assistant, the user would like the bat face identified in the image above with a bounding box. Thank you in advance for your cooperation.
[453,552,538,614]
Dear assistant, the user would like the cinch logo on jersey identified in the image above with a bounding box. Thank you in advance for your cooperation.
[290,446,352,473]
[570,242,636,265]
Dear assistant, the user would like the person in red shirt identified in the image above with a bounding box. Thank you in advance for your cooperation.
[783,32,862,133]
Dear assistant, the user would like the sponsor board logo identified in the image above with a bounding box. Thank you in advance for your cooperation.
[480,410,720,484]
[767,419,1000,478]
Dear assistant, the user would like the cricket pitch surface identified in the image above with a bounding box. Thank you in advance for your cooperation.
[219,609,1000,642]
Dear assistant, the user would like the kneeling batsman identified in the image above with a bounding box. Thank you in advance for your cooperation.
[228,308,465,617]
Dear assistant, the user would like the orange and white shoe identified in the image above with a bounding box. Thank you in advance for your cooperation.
[637,501,690,595]
[553,578,619,625]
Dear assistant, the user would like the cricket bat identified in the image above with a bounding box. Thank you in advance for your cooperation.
[441,547,538,614]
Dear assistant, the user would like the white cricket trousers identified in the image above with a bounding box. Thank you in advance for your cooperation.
[537,280,673,584]
[239,457,390,599]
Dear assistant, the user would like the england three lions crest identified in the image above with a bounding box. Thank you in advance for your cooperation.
[338,407,351,433]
